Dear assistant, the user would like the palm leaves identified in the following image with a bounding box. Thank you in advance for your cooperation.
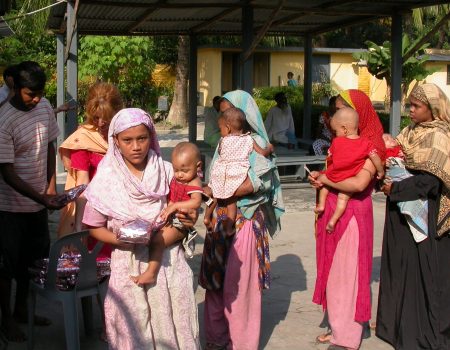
[6,0,52,35]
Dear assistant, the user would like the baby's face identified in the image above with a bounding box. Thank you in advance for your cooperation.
[383,134,398,148]
[172,152,198,184]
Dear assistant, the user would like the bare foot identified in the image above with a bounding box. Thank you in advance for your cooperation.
[314,205,325,214]
[316,331,332,344]
[1,317,26,342]
[326,220,336,232]
[130,270,156,286]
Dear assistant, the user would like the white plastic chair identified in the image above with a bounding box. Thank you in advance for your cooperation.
[27,230,107,350]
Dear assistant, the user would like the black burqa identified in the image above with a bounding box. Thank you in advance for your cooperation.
[376,172,450,350]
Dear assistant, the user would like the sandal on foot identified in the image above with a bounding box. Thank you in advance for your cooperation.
[316,331,332,344]
[205,342,226,350]
[182,229,197,258]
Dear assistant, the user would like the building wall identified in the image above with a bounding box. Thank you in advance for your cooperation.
[197,48,222,106]
[329,53,358,91]
[424,62,450,97]
[269,52,304,86]
[195,48,450,107]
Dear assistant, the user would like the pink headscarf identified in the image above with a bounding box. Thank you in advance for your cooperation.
[84,108,170,222]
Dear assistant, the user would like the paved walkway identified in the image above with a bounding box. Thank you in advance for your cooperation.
[8,124,393,349]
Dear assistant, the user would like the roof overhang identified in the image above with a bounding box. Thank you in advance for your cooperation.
[47,0,450,37]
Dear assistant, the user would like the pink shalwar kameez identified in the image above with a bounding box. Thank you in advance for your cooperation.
[204,220,261,350]
[200,90,284,350]
[313,188,374,349]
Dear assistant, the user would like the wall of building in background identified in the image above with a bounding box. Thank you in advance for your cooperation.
[193,47,450,107]
[197,48,222,107]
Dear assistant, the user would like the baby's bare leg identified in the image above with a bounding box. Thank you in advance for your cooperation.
[225,199,237,236]
[315,187,329,214]
[130,226,185,286]
[203,198,217,231]
[326,191,351,232]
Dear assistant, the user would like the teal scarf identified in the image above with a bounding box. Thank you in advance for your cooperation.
[211,90,285,237]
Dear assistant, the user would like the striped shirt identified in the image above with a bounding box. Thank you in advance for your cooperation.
[0,98,59,212]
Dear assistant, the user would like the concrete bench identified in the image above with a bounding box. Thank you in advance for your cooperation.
[197,141,326,183]
[276,154,326,181]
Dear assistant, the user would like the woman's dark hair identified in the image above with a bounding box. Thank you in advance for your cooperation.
[329,96,337,107]
[13,61,46,91]
[3,64,18,81]
[274,92,287,102]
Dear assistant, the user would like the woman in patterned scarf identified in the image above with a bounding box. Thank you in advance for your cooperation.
[376,83,450,349]
[199,90,284,350]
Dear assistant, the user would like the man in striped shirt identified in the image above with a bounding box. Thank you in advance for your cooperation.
[0,61,63,341]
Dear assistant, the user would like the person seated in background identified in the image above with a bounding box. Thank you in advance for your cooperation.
[264,92,297,149]
[311,96,336,155]
[287,71,298,87]
[0,64,18,108]
[203,95,221,148]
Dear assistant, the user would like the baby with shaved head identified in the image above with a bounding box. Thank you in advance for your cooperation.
[131,141,204,286]
[316,107,384,232]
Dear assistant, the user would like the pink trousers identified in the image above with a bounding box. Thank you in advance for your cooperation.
[204,221,261,350]
[327,217,363,350]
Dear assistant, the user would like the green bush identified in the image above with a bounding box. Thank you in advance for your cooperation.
[378,112,412,133]
[253,85,328,137]
[254,85,411,138]
[253,85,304,105]
[254,98,276,120]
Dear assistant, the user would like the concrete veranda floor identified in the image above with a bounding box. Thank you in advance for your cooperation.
[6,122,393,350]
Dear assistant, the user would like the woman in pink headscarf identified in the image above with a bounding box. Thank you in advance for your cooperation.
[82,108,200,349]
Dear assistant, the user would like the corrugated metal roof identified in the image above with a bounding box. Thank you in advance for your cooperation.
[47,0,450,36]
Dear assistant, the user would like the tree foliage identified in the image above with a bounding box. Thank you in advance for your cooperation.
[0,1,57,103]
[353,35,435,105]
[78,36,156,108]
[410,5,450,49]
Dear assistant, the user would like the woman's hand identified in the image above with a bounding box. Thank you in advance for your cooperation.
[308,171,323,189]
[175,208,198,228]
[203,185,213,198]
[381,177,392,196]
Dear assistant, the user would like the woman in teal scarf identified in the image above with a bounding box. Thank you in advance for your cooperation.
[199,90,284,350]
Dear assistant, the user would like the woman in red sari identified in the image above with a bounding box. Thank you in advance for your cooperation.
[310,89,385,349]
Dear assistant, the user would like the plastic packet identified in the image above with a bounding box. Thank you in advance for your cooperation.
[54,184,87,206]
[117,218,152,244]
[29,253,111,291]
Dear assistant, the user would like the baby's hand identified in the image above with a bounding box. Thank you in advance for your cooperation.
[159,205,177,221]
[267,143,274,154]
[159,210,169,222]
[376,169,385,180]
